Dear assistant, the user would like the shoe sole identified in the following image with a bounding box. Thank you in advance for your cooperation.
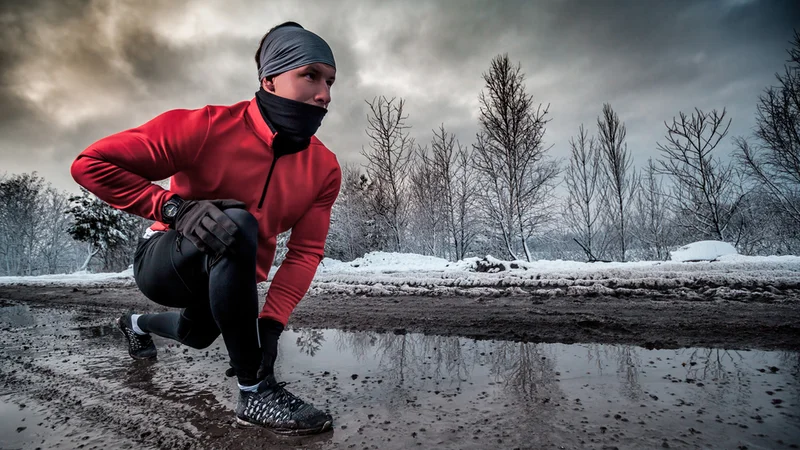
[235,416,333,436]
[116,317,157,360]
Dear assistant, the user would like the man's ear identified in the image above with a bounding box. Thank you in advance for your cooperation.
[261,77,276,92]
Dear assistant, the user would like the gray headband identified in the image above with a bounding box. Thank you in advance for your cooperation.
[258,25,336,81]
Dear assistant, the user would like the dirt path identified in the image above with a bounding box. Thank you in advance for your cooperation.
[1,285,798,350]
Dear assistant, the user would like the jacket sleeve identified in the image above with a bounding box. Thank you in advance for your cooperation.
[259,163,342,325]
[70,107,211,221]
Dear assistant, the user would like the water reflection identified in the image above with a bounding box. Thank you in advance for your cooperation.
[322,331,565,406]
[489,342,561,405]
[295,329,325,356]
[73,323,117,339]
[0,303,37,327]
[584,344,644,401]
[286,328,799,415]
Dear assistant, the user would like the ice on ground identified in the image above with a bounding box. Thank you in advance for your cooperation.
[670,240,738,262]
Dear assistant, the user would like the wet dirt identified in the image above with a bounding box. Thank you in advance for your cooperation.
[1,295,799,449]
[1,285,799,351]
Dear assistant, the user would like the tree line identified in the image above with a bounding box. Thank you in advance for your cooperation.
[1,32,797,276]
[326,31,800,263]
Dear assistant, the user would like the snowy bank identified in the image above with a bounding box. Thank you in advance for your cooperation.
[0,267,136,287]
[307,251,800,300]
[2,249,799,301]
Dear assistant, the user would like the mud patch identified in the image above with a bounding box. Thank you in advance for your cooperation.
[1,302,798,449]
[2,285,799,350]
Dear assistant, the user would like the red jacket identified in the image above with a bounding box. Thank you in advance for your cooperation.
[70,97,342,326]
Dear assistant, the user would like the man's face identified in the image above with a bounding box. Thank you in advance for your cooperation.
[261,62,336,109]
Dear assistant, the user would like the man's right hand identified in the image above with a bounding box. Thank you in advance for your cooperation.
[173,199,247,256]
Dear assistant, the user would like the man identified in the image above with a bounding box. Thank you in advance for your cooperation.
[70,21,341,436]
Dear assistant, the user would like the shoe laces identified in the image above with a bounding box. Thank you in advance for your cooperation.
[261,382,305,413]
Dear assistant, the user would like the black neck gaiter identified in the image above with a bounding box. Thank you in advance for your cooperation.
[255,88,327,154]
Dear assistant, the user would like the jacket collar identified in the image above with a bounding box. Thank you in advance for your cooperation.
[246,97,276,147]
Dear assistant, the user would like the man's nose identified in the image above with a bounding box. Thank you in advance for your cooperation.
[315,85,331,108]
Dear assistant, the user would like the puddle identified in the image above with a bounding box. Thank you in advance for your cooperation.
[0,302,798,449]
[272,328,799,449]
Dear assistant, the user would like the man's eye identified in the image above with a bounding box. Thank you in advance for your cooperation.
[305,73,316,80]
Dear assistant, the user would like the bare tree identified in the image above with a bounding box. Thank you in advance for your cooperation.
[0,173,47,275]
[0,172,143,275]
[597,103,637,261]
[735,30,800,227]
[656,108,744,243]
[429,125,480,261]
[326,162,374,261]
[361,96,414,252]
[38,187,74,273]
[473,54,560,262]
[631,158,675,260]
[564,124,605,261]
[408,144,447,256]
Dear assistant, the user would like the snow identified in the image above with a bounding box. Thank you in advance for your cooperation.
[0,267,136,287]
[320,251,452,273]
[670,240,738,262]
[2,244,799,301]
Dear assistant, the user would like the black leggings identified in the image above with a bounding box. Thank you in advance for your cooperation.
[132,208,262,385]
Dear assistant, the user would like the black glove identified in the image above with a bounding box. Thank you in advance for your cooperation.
[173,199,246,256]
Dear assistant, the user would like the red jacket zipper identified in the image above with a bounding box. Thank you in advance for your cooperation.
[258,155,280,209]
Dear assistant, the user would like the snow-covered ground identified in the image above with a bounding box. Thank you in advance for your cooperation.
[2,241,799,300]
[311,249,800,299]
[0,268,136,287]
[670,240,738,262]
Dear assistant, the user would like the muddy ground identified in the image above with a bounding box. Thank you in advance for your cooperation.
[1,285,798,449]
[2,285,798,351]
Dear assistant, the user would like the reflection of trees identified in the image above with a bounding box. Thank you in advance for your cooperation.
[584,343,609,373]
[682,348,744,381]
[489,342,561,406]
[374,333,423,385]
[333,331,473,387]
[334,330,378,360]
[295,329,325,356]
[678,348,761,409]
[615,345,642,400]
[778,351,799,386]
[584,343,644,401]
[420,335,470,384]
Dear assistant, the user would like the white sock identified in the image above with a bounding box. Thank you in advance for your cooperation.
[130,314,147,335]
[238,382,259,392]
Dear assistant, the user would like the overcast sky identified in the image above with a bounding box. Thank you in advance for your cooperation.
[1,0,798,193]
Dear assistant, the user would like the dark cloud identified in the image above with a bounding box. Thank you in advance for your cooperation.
[0,0,797,191]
